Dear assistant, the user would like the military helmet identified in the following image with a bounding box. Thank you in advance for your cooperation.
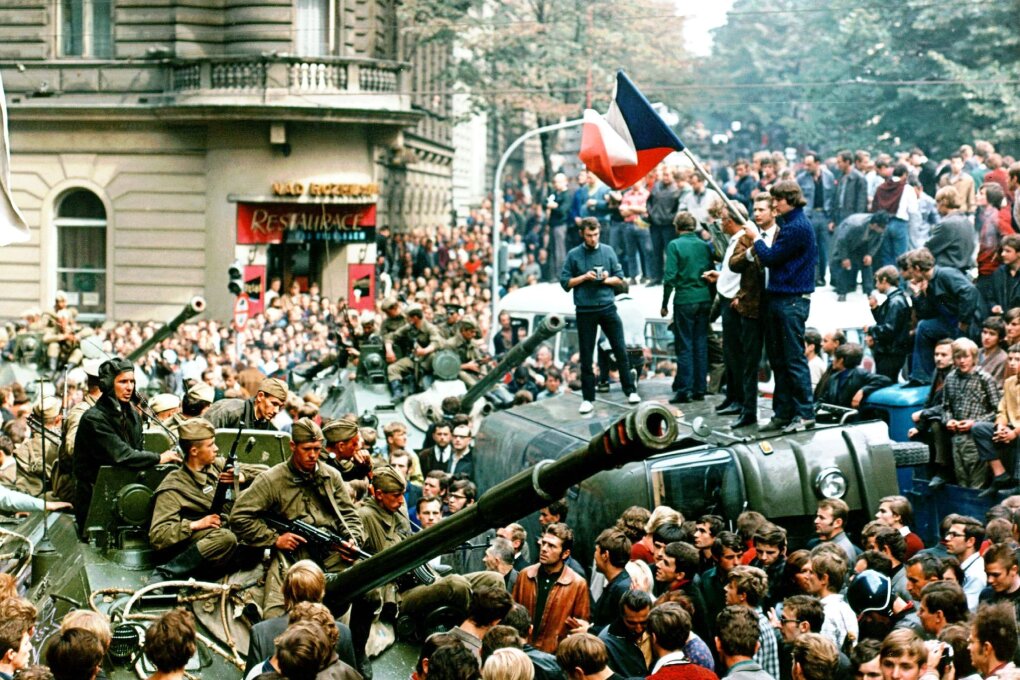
[846,569,891,615]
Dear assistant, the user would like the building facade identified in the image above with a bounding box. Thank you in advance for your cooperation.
[0,1,452,322]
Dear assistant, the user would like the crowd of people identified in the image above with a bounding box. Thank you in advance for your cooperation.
[1,138,1020,679]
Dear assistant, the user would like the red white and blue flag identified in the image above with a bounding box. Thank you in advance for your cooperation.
[0,72,28,247]
[579,71,685,190]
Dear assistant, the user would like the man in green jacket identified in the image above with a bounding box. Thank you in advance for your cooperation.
[661,212,715,403]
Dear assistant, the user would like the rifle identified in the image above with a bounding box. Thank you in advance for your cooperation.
[209,429,253,515]
[264,516,436,591]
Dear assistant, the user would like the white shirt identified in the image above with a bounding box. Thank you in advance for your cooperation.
[895,179,919,221]
[961,551,985,612]
[820,593,858,650]
[716,233,742,299]
[651,651,688,674]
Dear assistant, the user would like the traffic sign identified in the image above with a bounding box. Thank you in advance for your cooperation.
[232,293,250,331]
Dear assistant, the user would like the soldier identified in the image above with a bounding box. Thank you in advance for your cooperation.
[73,358,182,528]
[230,418,364,618]
[13,396,62,497]
[41,292,83,372]
[349,465,503,678]
[53,359,102,502]
[204,377,286,430]
[438,303,465,339]
[442,317,486,387]
[322,416,372,482]
[379,297,404,338]
[149,418,249,579]
[149,394,181,428]
[384,304,443,401]
[179,382,214,425]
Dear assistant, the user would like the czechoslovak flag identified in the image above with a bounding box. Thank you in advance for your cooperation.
[579,71,685,190]
[0,72,28,247]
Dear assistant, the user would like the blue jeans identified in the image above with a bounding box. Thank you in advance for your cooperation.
[649,223,674,281]
[625,223,653,279]
[608,221,630,277]
[764,294,814,421]
[878,217,910,269]
[674,301,711,398]
[577,306,635,401]
[720,300,744,406]
[910,315,958,383]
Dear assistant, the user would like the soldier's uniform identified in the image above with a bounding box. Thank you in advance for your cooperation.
[13,396,62,498]
[384,309,443,386]
[322,417,373,482]
[204,377,287,431]
[149,419,251,575]
[230,418,363,618]
[436,304,464,340]
[441,317,485,387]
[379,298,405,340]
[41,295,83,370]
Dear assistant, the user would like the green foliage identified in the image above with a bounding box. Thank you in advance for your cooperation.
[697,0,1020,156]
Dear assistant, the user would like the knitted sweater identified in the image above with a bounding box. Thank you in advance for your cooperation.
[753,207,817,295]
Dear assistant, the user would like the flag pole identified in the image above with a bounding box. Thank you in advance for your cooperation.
[490,118,584,321]
[680,147,748,226]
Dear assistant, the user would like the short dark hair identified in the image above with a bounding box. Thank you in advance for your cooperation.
[579,217,600,232]
[450,479,477,502]
[784,595,825,633]
[804,328,822,355]
[874,265,900,286]
[429,641,481,680]
[770,179,807,208]
[620,588,653,616]
[792,633,839,680]
[673,212,698,232]
[144,608,197,673]
[834,342,864,370]
[850,638,882,671]
[556,633,608,675]
[984,542,1019,571]
[698,514,725,536]
[664,542,700,577]
[753,523,788,550]
[480,625,523,663]
[983,316,1006,342]
[873,526,907,563]
[921,581,968,624]
[467,586,513,627]
[905,552,942,579]
[502,604,532,639]
[953,515,986,546]
[857,549,893,576]
[545,499,569,522]
[717,605,761,657]
[46,628,104,680]
[711,531,744,559]
[653,523,688,545]
[973,602,1018,663]
[544,522,574,554]
[596,528,632,568]
[416,632,459,676]
[647,603,691,652]
[276,620,330,677]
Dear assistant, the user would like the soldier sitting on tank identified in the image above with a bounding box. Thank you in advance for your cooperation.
[52,358,102,503]
[384,304,443,401]
[230,418,364,619]
[379,297,405,338]
[322,415,373,482]
[438,302,465,340]
[204,377,287,431]
[41,291,84,372]
[148,393,181,430]
[441,316,487,388]
[348,464,504,678]
[72,357,182,529]
[149,418,257,580]
[181,382,214,421]
[13,396,62,498]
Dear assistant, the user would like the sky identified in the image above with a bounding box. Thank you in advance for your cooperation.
[681,0,736,56]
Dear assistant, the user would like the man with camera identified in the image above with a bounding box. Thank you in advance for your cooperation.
[559,217,641,414]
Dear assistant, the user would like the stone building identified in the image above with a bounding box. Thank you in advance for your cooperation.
[0,1,452,321]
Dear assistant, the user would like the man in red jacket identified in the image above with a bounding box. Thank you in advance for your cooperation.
[647,603,719,680]
[512,523,590,653]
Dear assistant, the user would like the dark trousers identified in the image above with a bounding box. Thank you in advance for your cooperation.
[764,294,814,421]
[649,222,673,281]
[720,300,744,406]
[608,221,630,276]
[737,313,764,418]
[972,421,1019,468]
[577,306,635,401]
[834,261,874,295]
[810,212,831,282]
[910,315,958,383]
[626,223,653,279]
[874,353,906,381]
[674,301,711,398]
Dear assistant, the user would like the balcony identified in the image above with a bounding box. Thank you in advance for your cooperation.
[1,55,418,126]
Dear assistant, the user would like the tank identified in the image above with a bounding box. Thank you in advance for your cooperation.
[399,313,565,431]
[126,296,206,363]
[327,401,677,604]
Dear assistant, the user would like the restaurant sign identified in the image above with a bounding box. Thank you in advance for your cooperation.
[236,202,376,245]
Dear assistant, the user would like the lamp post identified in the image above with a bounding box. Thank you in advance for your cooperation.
[490,118,584,317]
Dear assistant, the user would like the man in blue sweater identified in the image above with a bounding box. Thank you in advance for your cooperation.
[743,180,818,433]
[560,217,641,414]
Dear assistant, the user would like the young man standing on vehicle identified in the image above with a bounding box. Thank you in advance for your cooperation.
[560,217,640,414]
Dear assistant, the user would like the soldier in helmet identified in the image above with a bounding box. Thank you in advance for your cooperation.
[230,418,364,618]
[384,304,443,401]
[204,377,286,430]
[149,418,253,579]
[442,316,486,387]
[13,396,62,497]
[73,357,183,528]
[322,416,373,482]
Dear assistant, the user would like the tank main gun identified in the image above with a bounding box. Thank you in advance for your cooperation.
[328,402,677,605]
[127,296,206,363]
[459,314,564,413]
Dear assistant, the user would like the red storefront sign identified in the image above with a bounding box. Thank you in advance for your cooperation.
[236,202,377,245]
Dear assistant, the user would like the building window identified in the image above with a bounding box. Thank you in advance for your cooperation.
[55,189,107,319]
[61,0,113,58]
[295,0,331,57]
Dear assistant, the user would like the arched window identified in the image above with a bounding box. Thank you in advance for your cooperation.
[55,189,107,319]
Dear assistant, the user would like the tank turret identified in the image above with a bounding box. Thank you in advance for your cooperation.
[126,296,206,363]
[328,402,677,605]
[458,314,564,413]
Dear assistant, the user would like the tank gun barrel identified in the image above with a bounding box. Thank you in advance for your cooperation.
[329,402,677,605]
[127,297,206,363]
[460,314,564,413]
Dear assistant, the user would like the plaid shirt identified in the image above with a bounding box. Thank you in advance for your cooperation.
[942,367,1001,422]
[753,607,780,680]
